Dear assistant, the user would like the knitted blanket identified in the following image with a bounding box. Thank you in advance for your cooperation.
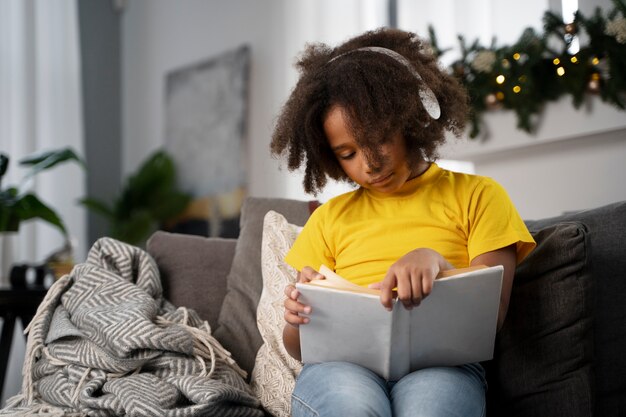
[1,237,264,417]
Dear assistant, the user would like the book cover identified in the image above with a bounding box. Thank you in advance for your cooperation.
[296,264,503,380]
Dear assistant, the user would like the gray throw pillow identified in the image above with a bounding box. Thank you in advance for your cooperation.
[524,201,626,416]
[486,221,594,417]
[147,231,236,330]
[214,197,315,378]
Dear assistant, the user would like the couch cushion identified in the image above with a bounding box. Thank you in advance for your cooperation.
[214,197,314,378]
[486,221,594,417]
[525,201,626,416]
[251,211,303,417]
[147,231,236,330]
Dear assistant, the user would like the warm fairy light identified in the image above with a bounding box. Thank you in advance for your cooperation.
[592,57,600,65]
[557,66,566,76]
[496,75,506,84]
[570,56,578,63]
[513,53,521,60]
[553,58,561,65]
[591,72,600,80]
[496,92,505,100]
[513,85,521,93]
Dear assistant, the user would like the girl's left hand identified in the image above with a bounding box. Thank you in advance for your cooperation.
[370,248,454,311]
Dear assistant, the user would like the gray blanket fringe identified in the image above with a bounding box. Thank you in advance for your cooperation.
[1,237,264,417]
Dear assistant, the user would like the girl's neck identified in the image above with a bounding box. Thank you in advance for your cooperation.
[408,160,431,181]
[364,161,439,200]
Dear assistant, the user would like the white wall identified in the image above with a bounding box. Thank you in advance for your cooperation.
[123,0,292,198]
[122,0,626,218]
[440,98,626,219]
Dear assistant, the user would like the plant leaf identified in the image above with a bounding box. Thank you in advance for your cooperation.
[0,207,19,232]
[79,197,115,220]
[0,188,21,231]
[111,210,155,246]
[149,191,192,221]
[19,147,85,181]
[14,193,67,236]
[116,150,178,218]
[0,154,8,180]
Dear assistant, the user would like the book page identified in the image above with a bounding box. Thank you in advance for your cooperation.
[389,302,411,381]
[305,265,379,295]
[408,265,503,370]
[296,283,395,379]
[311,264,489,295]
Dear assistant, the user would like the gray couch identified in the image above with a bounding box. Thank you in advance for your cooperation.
[147,197,626,417]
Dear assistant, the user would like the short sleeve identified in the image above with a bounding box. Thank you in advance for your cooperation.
[467,178,535,264]
[284,204,335,273]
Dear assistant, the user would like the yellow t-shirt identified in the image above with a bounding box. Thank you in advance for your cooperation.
[285,163,536,287]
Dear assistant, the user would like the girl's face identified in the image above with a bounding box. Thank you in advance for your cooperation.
[323,106,425,194]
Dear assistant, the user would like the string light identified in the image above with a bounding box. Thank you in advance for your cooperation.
[571,56,578,63]
[496,75,506,84]
[513,53,521,60]
[588,78,600,93]
[591,57,600,65]
[513,85,521,93]
[553,58,561,65]
[557,67,566,76]
[496,92,505,100]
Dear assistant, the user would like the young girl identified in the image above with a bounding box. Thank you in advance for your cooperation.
[271,28,535,417]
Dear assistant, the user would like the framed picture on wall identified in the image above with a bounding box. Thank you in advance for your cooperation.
[164,45,250,238]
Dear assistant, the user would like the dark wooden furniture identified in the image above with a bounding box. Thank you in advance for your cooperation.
[0,287,47,400]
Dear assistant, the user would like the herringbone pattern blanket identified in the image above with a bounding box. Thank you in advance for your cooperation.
[1,237,264,417]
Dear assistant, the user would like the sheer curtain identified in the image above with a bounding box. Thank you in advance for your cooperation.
[0,0,85,402]
[0,0,86,284]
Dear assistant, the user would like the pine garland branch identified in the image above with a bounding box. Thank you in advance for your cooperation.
[435,0,626,138]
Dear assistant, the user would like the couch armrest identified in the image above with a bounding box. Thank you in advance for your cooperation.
[147,231,236,330]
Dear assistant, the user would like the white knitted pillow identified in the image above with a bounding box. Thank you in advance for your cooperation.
[251,210,303,417]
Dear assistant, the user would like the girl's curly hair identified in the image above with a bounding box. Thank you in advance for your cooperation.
[270,27,469,195]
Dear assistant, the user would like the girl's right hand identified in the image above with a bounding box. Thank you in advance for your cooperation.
[283,266,325,328]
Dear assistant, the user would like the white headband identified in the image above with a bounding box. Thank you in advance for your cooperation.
[328,46,441,120]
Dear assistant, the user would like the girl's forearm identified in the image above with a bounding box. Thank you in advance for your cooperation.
[283,323,302,361]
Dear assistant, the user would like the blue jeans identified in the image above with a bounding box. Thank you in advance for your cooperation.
[292,361,487,417]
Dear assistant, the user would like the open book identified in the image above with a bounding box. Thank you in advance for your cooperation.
[296,264,503,381]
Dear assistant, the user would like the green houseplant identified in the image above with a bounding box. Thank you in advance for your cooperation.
[0,147,84,235]
[80,149,192,246]
[0,147,84,282]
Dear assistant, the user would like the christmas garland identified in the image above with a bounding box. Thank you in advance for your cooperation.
[429,0,626,138]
